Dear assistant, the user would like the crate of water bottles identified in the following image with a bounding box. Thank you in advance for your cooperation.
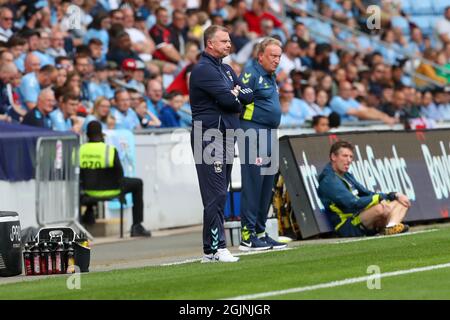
[22,227,90,276]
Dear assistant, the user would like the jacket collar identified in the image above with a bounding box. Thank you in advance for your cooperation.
[201,51,222,66]
[252,59,273,78]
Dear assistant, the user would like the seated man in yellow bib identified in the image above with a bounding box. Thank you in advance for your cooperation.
[318,140,411,237]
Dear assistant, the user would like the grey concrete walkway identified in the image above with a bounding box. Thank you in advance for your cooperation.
[90,225,204,271]
[0,222,447,286]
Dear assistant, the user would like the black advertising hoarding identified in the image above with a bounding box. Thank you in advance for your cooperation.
[279,130,450,239]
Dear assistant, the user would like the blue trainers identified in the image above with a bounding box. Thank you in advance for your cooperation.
[239,234,271,251]
[261,233,287,250]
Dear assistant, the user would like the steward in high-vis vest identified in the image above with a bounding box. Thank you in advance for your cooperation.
[79,120,151,237]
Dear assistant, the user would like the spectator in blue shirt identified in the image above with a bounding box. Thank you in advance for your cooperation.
[377,29,403,66]
[110,89,140,130]
[14,30,39,71]
[405,27,426,57]
[330,81,396,124]
[316,89,332,116]
[420,90,441,121]
[160,91,184,128]
[121,58,145,94]
[134,97,161,129]
[55,56,74,72]
[435,89,450,121]
[23,53,41,74]
[46,30,67,58]
[83,96,116,132]
[33,30,55,66]
[74,53,94,109]
[178,102,192,128]
[50,92,81,133]
[312,115,330,133]
[392,65,413,87]
[88,38,106,66]
[279,81,309,127]
[15,30,55,72]
[54,64,68,90]
[336,0,354,19]
[19,64,58,111]
[84,12,110,58]
[299,86,327,120]
[145,79,164,115]
[88,63,114,102]
[0,65,13,122]
[21,88,55,129]
[311,3,335,44]
[0,64,24,122]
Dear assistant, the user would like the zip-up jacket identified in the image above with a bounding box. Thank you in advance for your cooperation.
[239,59,281,129]
[189,52,254,130]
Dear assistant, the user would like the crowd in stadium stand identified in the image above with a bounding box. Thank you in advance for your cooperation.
[0,0,449,132]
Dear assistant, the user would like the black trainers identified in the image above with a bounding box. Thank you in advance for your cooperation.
[261,233,287,250]
[130,224,152,237]
[239,234,271,251]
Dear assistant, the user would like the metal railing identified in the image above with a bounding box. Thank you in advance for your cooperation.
[35,136,92,239]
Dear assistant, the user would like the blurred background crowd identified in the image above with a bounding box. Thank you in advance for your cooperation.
[0,0,449,134]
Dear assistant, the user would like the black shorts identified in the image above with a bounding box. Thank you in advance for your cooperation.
[336,216,378,237]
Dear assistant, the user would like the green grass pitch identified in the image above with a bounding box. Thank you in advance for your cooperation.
[2,226,450,300]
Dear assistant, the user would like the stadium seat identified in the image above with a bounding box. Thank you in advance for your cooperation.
[391,15,411,35]
[79,170,127,238]
[410,16,433,36]
[410,1,435,15]
[433,0,449,15]
[309,20,335,44]
[399,0,412,15]
[306,0,317,11]
[295,16,316,29]
[428,15,440,30]
[79,193,126,238]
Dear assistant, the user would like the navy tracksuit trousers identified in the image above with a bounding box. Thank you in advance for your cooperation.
[191,128,234,254]
[238,120,276,238]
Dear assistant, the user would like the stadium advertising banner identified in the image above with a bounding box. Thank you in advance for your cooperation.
[279,129,450,239]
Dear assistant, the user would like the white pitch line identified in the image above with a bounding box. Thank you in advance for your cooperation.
[332,229,439,244]
[158,230,439,267]
[235,247,293,256]
[160,258,202,266]
[225,262,450,300]
[160,248,293,266]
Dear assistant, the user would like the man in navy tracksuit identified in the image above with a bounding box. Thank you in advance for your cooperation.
[237,38,287,251]
[189,25,253,263]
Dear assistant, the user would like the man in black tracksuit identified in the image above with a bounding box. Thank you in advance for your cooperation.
[189,25,253,262]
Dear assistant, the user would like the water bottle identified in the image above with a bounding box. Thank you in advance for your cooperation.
[40,243,52,275]
[23,244,33,276]
[42,243,52,275]
[54,242,64,274]
[32,244,41,276]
